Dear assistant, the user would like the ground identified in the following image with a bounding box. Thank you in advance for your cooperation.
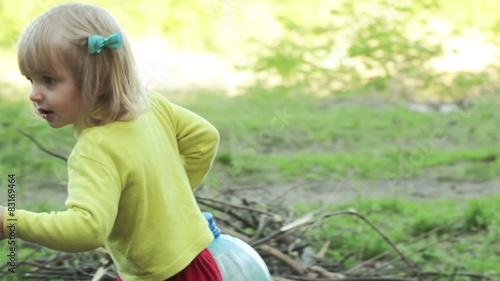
[205,177,499,205]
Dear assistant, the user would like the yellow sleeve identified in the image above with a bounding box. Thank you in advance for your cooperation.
[4,147,121,252]
[171,103,220,189]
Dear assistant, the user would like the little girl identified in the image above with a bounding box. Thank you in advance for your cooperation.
[0,3,222,281]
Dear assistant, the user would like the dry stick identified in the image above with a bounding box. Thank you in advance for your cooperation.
[17,129,68,162]
[307,211,423,281]
[11,260,69,271]
[317,240,331,258]
[251,228,288,246]
[253,214,270,241]
[15,271,88,280]
[253,211,335,248]
[197,200,256,232]
[18,244,43,265]
[347,219,460,274]
[421,271,494,280]
[246,208,423,279]
[362,231,464,276]
[283,276,414,281]
[196,195,280,218]
[217,213,253,235]
[251,227,303,247]
[242,197,261,228]
[256,208,329,248]
[0,245,43,274]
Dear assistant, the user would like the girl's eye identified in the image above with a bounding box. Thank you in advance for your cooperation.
[43,76,56,85]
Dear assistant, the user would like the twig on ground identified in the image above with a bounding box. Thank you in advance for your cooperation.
[283,275,415,281]
[253,214,270,240]
[317,240,331,258]
[196,200,255,233]
[300,210,423,281]
[362,231,464,276]
[197,195,282,219]
[347,220,459,274]
[18,129,68,162]
[421,271,494,280]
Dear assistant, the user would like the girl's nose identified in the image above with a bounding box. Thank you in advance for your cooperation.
[29,84,43,102]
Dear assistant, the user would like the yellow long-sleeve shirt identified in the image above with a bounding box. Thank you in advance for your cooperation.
[3,92,219,280]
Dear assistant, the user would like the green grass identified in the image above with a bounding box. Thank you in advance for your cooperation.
[3,89,499,184]
[167,90,500,183]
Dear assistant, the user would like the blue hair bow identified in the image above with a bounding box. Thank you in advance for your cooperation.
[88,33,123,54]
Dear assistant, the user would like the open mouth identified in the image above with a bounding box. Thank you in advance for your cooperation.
[38,109,55,119]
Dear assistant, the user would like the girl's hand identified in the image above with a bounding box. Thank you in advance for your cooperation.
[0,206,5,240]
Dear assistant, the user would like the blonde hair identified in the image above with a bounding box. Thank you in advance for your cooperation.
[18,2,148,130]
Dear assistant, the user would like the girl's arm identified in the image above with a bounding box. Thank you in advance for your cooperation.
[172,103,220,189]
[0,152,120,252]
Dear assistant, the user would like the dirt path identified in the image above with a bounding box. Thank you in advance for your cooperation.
[228,178,500,205]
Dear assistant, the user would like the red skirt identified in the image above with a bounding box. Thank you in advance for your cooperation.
[116,248,222,281]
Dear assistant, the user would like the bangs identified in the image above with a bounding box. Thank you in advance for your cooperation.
[17,14,71,77]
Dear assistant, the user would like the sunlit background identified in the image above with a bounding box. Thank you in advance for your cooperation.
[1,0,499,100]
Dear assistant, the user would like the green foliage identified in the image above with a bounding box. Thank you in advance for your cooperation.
[215,151,233,166]
[410,213,448,236]
[462,199,494,231]
[244,16,339,95]
[0,0,231,53]
[242,0,500,100]
[244,0,446,98]
[344,0,443,94]
[372,198,403,214]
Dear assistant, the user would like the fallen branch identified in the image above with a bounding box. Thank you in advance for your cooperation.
[347,220,459,274]
[279,210,423,281]
[18,129,68,162]
[362,231,464,276]
[421,271,494,280]
[197,195,282,220]
[283,275,415,281]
